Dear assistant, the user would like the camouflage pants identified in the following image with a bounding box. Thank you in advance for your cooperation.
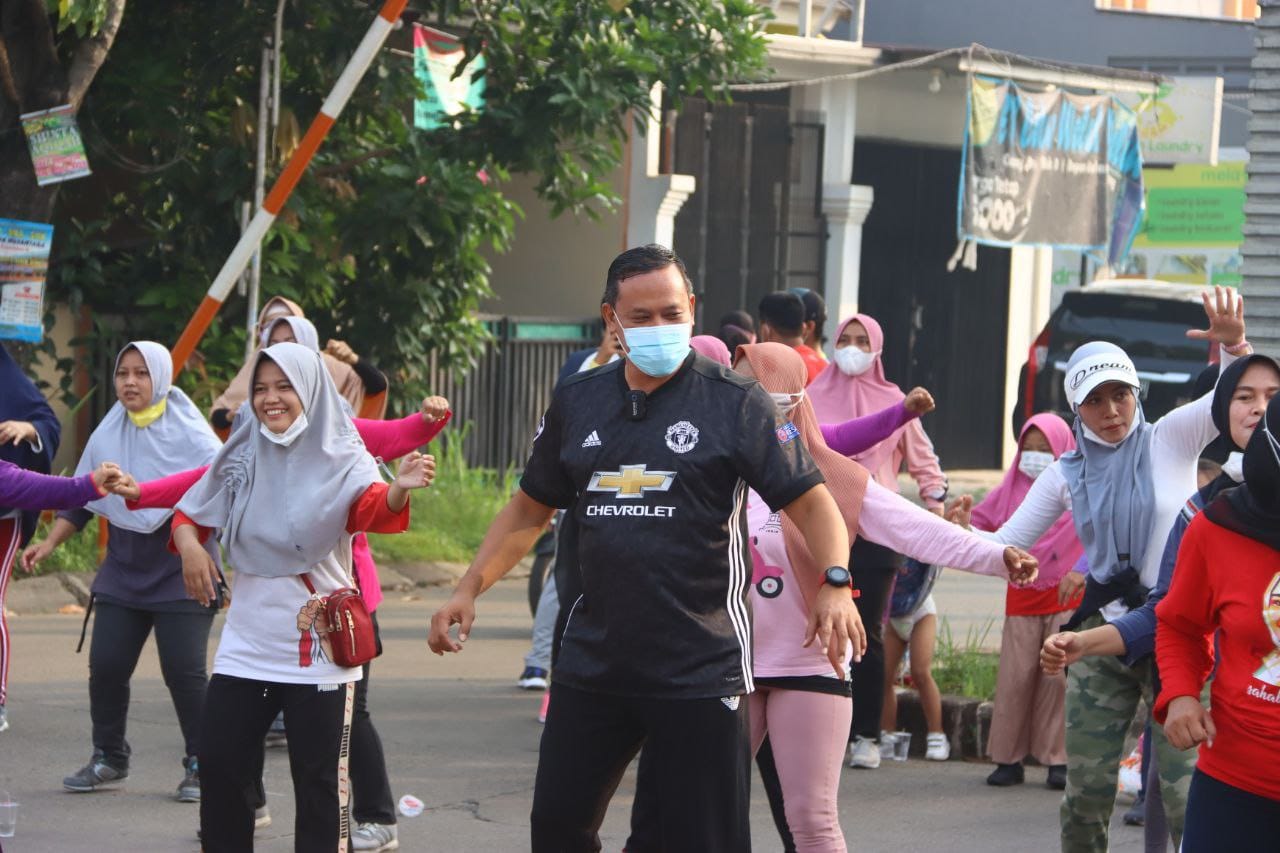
[1060,616,1198,853]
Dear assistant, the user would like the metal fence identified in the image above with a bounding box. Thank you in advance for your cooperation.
[422,315,601,471]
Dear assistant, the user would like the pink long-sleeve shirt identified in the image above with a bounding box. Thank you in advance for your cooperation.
[131,411,449,610]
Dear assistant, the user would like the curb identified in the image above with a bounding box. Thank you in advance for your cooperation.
[889,688,992,761]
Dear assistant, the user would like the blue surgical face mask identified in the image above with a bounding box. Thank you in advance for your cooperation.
[615,321,692,378]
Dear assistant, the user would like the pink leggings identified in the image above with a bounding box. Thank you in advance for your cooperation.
[749,685,851,853]
[0,518,19,706]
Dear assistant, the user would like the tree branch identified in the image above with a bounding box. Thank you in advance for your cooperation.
[0,34,21,108]
[66,0,126,109]
[314,146,397,177]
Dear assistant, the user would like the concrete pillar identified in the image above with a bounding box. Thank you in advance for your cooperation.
[822,184,875,340]
[1242,1,1280,354]
[625,86,695,250]
[1003,246,1054,465]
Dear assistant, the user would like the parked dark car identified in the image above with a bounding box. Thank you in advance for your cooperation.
[1013,280,1214,439]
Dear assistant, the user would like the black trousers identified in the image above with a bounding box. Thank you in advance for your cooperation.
[1182,769,1280,852]
[350,654,395,825]
[533,681,750,853]
[847,539,900,742]
[199,674,354,853]
[88,600,213,766]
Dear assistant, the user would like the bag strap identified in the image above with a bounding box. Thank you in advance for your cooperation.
[299,572,318,595]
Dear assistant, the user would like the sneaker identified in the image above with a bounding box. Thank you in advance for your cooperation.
[1123,792,1146,826]
[0,704,8,733]
[63,754,128,792]
[1046,764,1067,791]
[847,736,881,769]
[176,756,200,802]
[255,805,272,830]
[985,762,1025,787]
[925,733,950,761]
[517,666,549,691]
[538,691,550,724]
[351,822,399,851]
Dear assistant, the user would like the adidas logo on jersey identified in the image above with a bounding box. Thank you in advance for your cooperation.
[581,430,602,448]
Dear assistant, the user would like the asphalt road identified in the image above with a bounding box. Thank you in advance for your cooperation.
[0,574,1158,851]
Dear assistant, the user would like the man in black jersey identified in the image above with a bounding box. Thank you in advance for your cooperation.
[429,245,863,853]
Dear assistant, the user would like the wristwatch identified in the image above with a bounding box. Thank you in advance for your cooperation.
[823,566,852,587]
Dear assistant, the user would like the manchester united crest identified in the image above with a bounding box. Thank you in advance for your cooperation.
[665,420,700,454]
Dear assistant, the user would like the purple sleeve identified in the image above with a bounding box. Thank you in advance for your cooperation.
[819,401,915,457]
[0,460,100,512]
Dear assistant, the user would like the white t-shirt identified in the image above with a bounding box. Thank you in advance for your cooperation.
[980,352,1235,621]
[213,551,363,685]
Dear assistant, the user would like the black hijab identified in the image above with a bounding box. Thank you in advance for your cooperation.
[1198,354,1280,505]
[1205,394,1280,550]
[0,343,62,543]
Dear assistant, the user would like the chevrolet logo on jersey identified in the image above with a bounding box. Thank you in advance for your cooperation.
[586,465,676,498]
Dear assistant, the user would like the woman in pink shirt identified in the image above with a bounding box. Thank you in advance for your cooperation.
[735,343,1036,852]
[807,313,949,768]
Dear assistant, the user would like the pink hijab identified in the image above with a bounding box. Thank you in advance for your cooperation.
[690,335,731,366]
[807,314,907,472]
[971,413,1082,590]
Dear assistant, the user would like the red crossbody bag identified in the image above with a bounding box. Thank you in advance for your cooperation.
[300,573,379,668]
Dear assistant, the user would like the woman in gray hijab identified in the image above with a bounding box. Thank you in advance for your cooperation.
[171,343,432,853]
[949,286,1249,852]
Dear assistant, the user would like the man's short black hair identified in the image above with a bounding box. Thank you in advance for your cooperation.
[790,288,827,330]
[719,309,755,334]
[603,244,693,307]
[758,291,806,337]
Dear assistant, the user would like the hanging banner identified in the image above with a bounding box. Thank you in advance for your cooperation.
[1123,76,1223,166]
[0,219,53,343]
[20,105,91,186]
[413,25,486,131]
[958,77,1144,258]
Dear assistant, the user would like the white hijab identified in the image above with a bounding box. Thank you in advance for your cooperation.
[77,341,222,533]
[176,343,379,578]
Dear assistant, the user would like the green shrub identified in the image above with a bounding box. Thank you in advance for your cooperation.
[367,434,515,565]
[931,617,1000,701]
[25,516,101,575]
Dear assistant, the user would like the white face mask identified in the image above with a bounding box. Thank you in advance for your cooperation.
[833,346,878,377]
[259,411,309,447]
[1018,450,1054,480]
[769,390,804,417]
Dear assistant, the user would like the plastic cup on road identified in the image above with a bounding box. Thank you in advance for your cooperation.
[0,797,17,838]
[892,731,912,761]
[398,794,425,818]
[878,734,897,760]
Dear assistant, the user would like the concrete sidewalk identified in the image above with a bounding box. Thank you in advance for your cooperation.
[0,579,1155,851]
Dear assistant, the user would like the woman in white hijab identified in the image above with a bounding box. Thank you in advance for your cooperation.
[172,342,432,853]
[21,341,223,802]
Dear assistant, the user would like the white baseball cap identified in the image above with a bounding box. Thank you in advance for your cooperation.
[1063,341,1140,410]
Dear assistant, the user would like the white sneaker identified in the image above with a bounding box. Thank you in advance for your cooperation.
[847,736,881,769]
[925,732,950,761]
[351,822,399,851]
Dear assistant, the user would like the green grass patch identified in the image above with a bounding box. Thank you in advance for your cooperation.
[367,436,515,565]
[931,617,1000,702]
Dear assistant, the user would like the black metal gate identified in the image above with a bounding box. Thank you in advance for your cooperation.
[663,95,826,328]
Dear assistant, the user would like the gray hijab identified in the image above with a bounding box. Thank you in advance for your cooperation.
[77,341,221,533]
[176,342,379,577]
[1057,342,1156,583]
[265,316,321,352]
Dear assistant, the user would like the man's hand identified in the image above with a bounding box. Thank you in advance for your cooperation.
[1040,632,1085,675]
[1058,571,1085,606]
[904,387,936,416]
[804,583,866,679]
[421,396,450,423]
[0,420,38,447]
[1186,285,1246,349]
[428,590,477,654]
[945,495,974,528]
[1164,695,1215,750]
[1003,547,1038,585]
[20,540,53,574]
[324,338,359,365]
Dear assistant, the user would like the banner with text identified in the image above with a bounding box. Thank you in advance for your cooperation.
[0,218,53,343]
[959,77,1144,261]
[413,25,486,131]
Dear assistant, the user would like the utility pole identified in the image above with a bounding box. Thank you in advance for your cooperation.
[1243,0,1280,353]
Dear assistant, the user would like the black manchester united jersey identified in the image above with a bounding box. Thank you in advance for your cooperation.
[519,352,823,699]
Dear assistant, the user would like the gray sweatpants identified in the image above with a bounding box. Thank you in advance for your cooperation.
[524,573,559,672]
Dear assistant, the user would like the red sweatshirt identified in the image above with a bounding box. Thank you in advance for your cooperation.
[1155,511,1280,802]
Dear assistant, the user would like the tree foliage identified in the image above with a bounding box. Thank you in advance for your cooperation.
[37,0,767,411]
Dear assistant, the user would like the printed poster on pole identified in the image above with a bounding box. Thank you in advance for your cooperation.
[958,77,1144,263]
[20,105,91,186]
[0,219,53,343]
[413,25,486,131]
